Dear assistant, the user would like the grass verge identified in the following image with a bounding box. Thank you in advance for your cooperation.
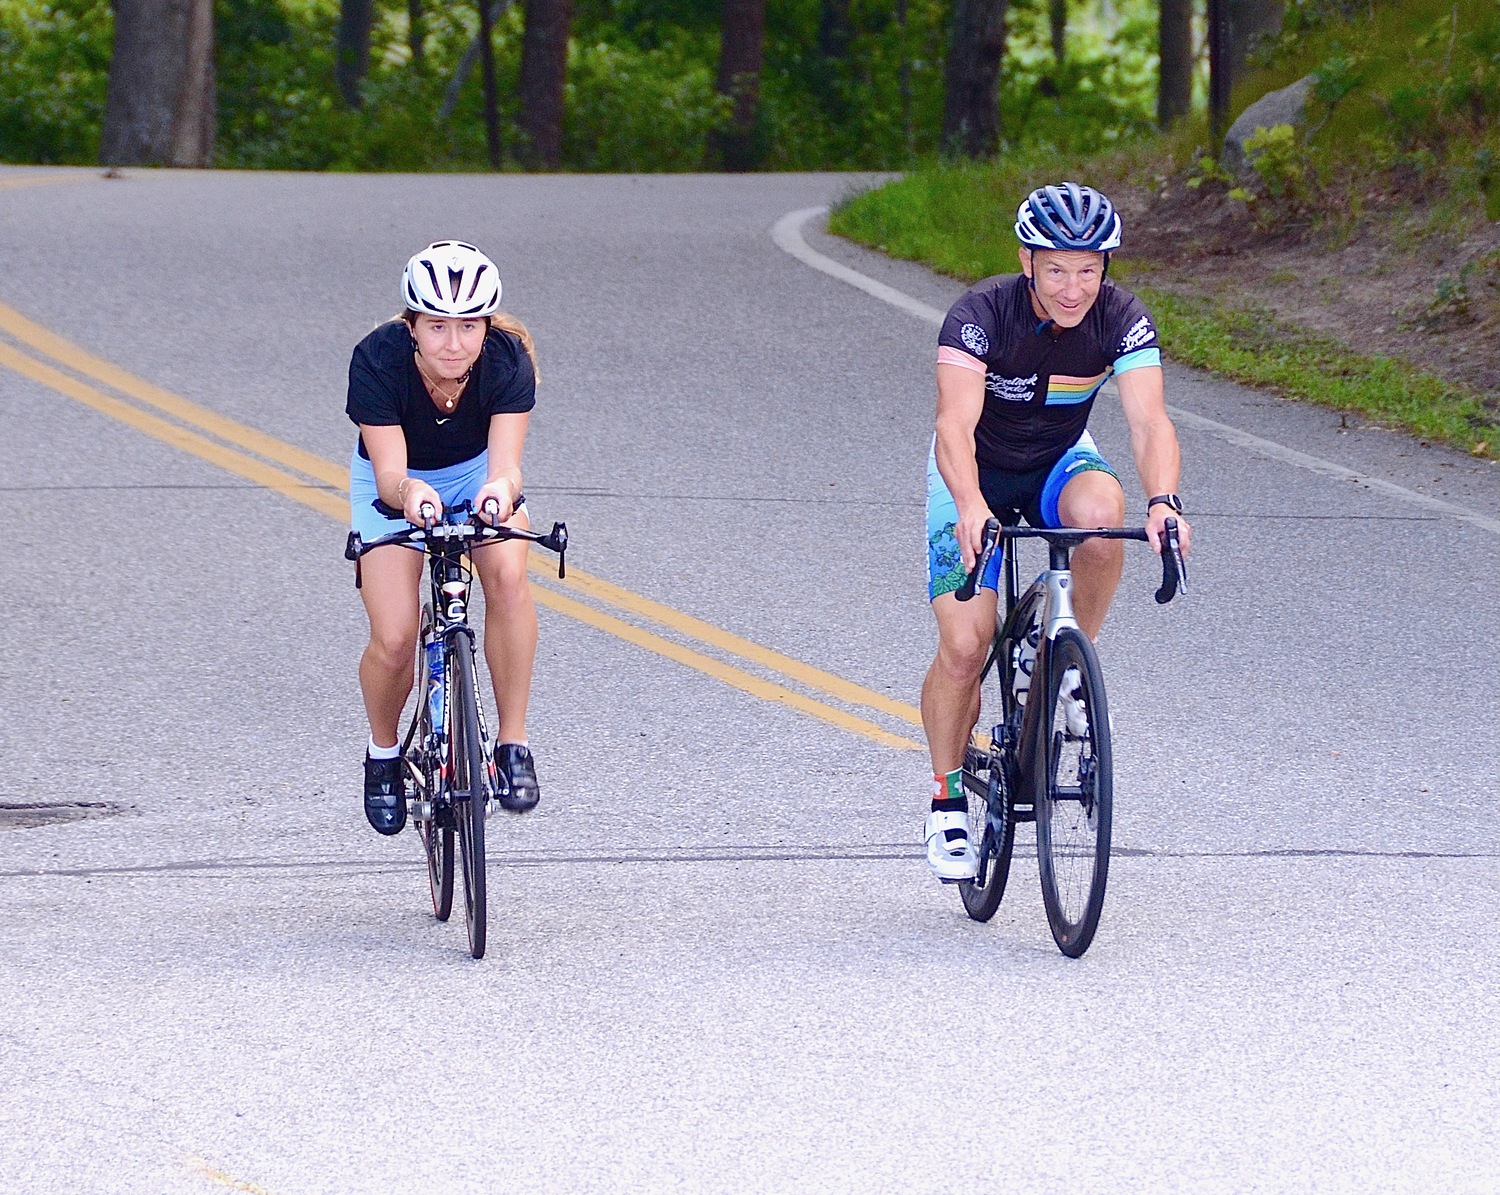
[829,169,1500,458]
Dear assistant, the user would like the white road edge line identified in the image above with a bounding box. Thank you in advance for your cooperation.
[772,205,1500,537]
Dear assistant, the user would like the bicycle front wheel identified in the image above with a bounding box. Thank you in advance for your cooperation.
[1035,626,1113,958]
[450,637,488,960]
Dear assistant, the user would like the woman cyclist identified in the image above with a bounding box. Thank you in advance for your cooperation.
[347,240,543,836]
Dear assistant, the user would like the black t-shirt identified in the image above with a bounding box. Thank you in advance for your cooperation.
[346,320,536,470]
[938,274,1160,473]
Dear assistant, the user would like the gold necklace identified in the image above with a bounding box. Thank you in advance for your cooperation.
[415,354,472,410]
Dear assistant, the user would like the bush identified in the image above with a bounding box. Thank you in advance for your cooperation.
[563,36,728,171]
[0,0,111,164]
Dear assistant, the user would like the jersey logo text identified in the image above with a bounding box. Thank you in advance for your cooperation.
[985,372,1037,402]
[960,323,990,357]
[1119,315,1155,354]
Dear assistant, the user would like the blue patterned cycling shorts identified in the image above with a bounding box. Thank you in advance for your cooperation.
[926,432,1118,601]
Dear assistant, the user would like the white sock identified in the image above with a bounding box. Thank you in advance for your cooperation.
[498,739,528,748]
[368,736,400,760]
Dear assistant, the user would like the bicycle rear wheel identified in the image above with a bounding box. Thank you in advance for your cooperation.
[408,609,454,922]
[450,637,488,960]
[1035,626,1113,958]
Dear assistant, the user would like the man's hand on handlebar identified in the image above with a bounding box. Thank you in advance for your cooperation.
[956,503,998,570]
[1145,505,1191,556]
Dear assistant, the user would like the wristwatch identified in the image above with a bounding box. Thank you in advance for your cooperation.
[1147,493,1184,514]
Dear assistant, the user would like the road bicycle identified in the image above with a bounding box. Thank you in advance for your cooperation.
[347,498,567,959]
[954,517,1185,957]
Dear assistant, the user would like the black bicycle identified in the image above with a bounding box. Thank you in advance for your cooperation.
[954,517,1185,957]
[347,498,567,959]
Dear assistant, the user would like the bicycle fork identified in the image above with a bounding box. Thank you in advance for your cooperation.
[1014,564,1082,807]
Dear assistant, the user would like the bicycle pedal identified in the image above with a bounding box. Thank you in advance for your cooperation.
[407,798,434,821]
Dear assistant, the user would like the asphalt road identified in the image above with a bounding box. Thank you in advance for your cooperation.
[1,166,1497,1194]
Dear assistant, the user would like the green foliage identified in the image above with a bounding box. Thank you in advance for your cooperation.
[1186,154,1234,189]
[563,36,728,170]
[828,150,1070,279]
[1242,124,1306,201]
[995,0,1158,154]
[0,0,111,164]
[0,0,1188,171]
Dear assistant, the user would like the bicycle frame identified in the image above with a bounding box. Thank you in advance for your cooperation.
[412,537,485,821]
[969,520,1185,810]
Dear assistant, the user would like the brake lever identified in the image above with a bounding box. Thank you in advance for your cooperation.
[547,522,568,579]
[1154,518,1188,604]
[955,518,1000,603]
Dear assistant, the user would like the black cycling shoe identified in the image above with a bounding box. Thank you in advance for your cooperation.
[494,743,540,812]
[364,753,408,836]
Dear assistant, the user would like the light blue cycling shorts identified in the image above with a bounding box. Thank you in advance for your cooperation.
[349,449,528,547]
[926,431,1117,601]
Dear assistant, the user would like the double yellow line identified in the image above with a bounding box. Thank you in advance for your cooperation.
[0,300,924,750]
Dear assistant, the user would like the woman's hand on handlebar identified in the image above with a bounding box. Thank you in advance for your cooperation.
[1145,505,1190,556]
[397,477,442,526]
[474,478,518,526]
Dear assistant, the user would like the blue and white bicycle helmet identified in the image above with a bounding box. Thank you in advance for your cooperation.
[1014,183,1122,253]
[401,240,502,318]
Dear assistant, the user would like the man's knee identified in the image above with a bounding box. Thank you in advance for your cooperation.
[935,623,991,683]
[1060,475,1125,528]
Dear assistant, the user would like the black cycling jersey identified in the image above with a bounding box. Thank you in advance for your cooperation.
[938,274,1160,473]
[346,319,536,471]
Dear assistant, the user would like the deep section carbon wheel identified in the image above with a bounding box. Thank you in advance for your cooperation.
[1035,626,1113,958]
[450,638,488,960]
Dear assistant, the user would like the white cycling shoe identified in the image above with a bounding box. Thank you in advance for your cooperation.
[925,809,979,881]
[1059,668,1091,738]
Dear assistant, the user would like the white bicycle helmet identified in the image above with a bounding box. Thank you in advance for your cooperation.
[1014,183,1122,253]
[401,240,502,318]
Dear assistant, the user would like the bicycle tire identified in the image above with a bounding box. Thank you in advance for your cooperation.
[959,753,1016,922]
[407,605,454,921]
[450,635,488,959]
[1035,626,1113,958]
[957,594,1038,923]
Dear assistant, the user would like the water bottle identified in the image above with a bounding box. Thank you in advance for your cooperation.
[1012,620,1041,707]
[425,638,444,729]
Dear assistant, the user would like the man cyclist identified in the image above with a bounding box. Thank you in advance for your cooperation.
[922,183,1193,881]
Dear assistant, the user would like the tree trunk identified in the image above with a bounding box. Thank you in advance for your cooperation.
[517,0,574,169]
[709,0,767,170]
[1048,0,1065,64]
[1227,0,1283,85]
[409,0,425,63]
[100,0,215,167]
[438,0,514,123]
[818,0,850,61]
[941,0,1006,158]
[334,0,376,108]
[1157,0,1192,128]
[478,0,501,167]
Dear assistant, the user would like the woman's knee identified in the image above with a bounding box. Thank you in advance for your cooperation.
[477,549,530,606]
[366,621,418,672]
